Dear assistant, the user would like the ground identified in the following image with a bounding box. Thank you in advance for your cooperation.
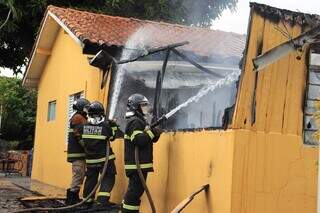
[0,174,65,212]
[0,175,34,212]
[0,174,120,213]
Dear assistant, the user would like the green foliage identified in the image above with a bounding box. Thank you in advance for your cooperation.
[0,76,37,149]
[0,0,237,73]
[0,139,19,152]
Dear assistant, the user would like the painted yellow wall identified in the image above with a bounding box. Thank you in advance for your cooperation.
[230,10,318,213]
[233,11,306,135]
[95,130,236,213]
[231,130,317,213]
[32,28,105,188]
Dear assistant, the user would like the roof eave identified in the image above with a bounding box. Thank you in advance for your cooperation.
[22,11,84,88]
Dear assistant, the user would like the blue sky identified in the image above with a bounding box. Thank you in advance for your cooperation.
[211,0,320,34]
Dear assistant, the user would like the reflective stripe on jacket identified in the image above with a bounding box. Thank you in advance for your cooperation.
[80,120,116,165]
[124,115,154,175]
[67,113,87,162]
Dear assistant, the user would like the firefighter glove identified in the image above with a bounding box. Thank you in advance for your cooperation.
[151,126,163,138]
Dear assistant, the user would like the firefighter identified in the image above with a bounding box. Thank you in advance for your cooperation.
[66,98,90,205]
[122,94,162,213]
[80,101,118,208]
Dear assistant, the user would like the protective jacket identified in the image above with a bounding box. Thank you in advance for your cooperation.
[124,114,159,176]
[67,112,87,162]
[80,120,117,168]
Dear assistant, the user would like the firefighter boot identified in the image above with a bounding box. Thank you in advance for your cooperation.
[65,189,72,205]
[94,199,117,209]
[71,189,82,204]
[65,189,81,205]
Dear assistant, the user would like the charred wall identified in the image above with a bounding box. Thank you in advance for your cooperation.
[232,7,308,135]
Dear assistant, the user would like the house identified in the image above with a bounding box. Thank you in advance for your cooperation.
[22,2,318,213]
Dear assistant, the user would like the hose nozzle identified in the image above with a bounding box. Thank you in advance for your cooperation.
[151,115,168,128]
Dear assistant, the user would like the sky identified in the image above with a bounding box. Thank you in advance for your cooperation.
[211,0,320,34]
[0,68,22,78]
[1,0,320,77]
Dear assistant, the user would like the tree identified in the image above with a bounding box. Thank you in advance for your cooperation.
[0,0,237,74]
[0,76,37,149]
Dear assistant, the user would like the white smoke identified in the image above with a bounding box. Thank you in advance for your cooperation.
[108,26,156,119]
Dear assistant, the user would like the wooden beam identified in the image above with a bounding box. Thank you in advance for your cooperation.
[36,47,51,56]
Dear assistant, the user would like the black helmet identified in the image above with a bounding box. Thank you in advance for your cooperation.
[88,101,105,117]
[127,94,150,115]
[73,98,90,112]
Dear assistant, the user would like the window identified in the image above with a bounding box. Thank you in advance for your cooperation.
[108,48,240,131]
[67,91,84,121]
[47,101,56,121]
[304,49,320,145]
[66,91,84,143]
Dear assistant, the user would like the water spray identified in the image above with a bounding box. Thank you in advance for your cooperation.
[151,69,241,128]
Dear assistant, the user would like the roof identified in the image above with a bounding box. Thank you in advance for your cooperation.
[250,2,320,26]
[47,5,245,58]
[23,5,247,88]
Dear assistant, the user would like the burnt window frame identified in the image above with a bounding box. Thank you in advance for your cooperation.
[106,44,240,132]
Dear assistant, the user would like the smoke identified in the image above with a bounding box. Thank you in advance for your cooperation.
[165,69,240,122]
[107,23,243,130]
[108,26,154,119]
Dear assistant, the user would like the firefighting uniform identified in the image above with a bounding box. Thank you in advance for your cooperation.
[122,114,160,212]
[80,120,118,204]
[67,112,87,192]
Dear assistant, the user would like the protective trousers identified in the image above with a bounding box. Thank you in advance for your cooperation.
[83,163,115,204]
[122,172,148,213]
[70,160,86,192]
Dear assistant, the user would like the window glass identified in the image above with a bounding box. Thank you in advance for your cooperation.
[66,91,84,144]
[47,101,56,121]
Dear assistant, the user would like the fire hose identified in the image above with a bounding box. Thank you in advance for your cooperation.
[13,141,111,213]
[134,147,156,213]
[132,115,168,213]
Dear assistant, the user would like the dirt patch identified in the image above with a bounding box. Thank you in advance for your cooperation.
[0,177,34,212]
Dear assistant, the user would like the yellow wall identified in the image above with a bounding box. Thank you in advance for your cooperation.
[231,10,318,213]
[231,130,317,213]
[114,131,236,213]
[233,11,306,135]
[32,28,105,187]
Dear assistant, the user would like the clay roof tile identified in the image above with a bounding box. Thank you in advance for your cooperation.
[48,5,245,57]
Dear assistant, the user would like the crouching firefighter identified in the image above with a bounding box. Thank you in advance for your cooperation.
[122,94,162,213]
[66,98,90,205]
[80,101,118,208]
